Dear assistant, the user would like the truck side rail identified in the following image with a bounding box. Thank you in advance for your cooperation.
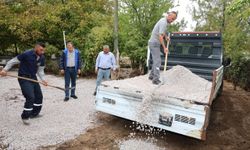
[208,66,224,105]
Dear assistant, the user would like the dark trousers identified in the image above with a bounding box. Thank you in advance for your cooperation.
[65,67,77,98]
[18,78,43,119]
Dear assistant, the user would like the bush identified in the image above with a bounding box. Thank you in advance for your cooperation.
[225,52,250,91]
[45,59,60,75]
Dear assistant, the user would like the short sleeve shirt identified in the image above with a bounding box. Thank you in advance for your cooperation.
[17,50,45,78]
[149,18,168,45]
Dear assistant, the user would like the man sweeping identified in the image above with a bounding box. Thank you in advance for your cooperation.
[148,11,177,84]
[0,42,48,125]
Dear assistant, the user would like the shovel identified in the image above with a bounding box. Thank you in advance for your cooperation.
[163,32,171,72]
[0,66,74,91]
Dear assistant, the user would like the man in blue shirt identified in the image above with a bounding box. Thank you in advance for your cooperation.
[94,45,116,96]
[59,41,82,101]
[0,42,48,125]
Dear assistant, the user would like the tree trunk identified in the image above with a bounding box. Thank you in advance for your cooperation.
[221,0,226,32]
[114,0,119,67]
[14,43,18,55]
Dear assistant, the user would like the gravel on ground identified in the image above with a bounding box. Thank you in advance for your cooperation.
[0,73,97,150]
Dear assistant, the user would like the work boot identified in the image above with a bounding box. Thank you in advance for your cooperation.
[152,80,161,85]
[64,97,69,101]
[148,76,153,80]
[71,95,78,99]
[30,114,43,119]
[22,118,30,125]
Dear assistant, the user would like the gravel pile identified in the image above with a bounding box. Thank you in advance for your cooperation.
[0,73,97,150]
[103,65,212,104]
[103,65,212,128]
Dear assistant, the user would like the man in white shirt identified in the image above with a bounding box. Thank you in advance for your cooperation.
[94,45,116,95]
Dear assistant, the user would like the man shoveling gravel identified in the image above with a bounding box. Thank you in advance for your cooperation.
[0,42,48,125]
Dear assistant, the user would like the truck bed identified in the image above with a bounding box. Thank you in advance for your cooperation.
[95,66,223,140]
[96,32,224,140]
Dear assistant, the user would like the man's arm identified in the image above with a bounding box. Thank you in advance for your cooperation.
[59,52,65,74]
[37,66,45,81]
[158,19,168,53]
[77,51,82,70]
[59,52,65,70]
[95,53,100,69]
[159,34,166,49]
[2,57,20,73]
[95,53,100,73]
[37,57,48,86]
[0,52,27,76]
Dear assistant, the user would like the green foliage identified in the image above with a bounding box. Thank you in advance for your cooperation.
[45,43,60,58]
[84,24,114,72]
[0,0,113,74]
[225,52,250,90]
[191,0,250,90]
[0,0,184,75]
[227,0,250,14]
[119,0,184,69]
[190,0,228,31]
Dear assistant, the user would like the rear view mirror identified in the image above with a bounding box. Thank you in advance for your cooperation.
[223,57,231,67]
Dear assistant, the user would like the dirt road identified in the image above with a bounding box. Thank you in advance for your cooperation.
[46,81,250,150]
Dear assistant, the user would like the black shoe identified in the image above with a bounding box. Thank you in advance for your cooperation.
[22,118,30,125]
[30,114,43,119]
[93,91,96,96]
[71,95,78,99]
[64,97,69,101]
[148,76,153,80]
[152,80,161,85]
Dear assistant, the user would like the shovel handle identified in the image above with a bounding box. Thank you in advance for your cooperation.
[6,74,67,91]
[164,33,171,72]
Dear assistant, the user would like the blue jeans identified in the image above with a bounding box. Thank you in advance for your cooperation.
[96,69,111,91]
[18,78,43,119]
[65,67,77,98]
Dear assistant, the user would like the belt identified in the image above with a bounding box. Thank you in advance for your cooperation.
[67,67,75,68]
[98,67,111,70]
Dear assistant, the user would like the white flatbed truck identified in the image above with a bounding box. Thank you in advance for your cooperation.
[95,32,227,140]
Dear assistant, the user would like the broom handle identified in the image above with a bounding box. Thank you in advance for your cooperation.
[164,33,171,72]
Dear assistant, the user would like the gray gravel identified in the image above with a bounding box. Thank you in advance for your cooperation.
[0,73,97,150]
[118,137,164,150]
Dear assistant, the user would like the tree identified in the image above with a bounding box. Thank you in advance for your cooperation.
[190,0,250,89]
[118,0,185,71]
[0,0,114,74]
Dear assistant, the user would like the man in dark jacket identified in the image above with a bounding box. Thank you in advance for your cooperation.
[0,42,48,125]
[59,41,82,101]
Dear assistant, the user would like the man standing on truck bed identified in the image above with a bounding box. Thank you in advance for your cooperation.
[148,11,177,85]
[0,42,48,125]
